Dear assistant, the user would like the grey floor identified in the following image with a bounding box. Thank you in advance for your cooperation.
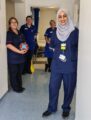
[0,69,76,120]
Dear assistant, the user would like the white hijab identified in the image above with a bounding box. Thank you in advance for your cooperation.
[56,9,75,42]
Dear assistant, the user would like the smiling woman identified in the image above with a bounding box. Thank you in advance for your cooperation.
[42,8,79,118]
[6,17,28,93]
[57,10,68,25]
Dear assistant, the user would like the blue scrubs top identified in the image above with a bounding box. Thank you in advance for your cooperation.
[44,27,56,58]
[20,24,37,51]
[6,31,25,64]
[50,28,79,73]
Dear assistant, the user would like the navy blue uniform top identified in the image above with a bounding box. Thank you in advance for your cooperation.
[50,28,79,73]
[44,27,56,58]
[20,24,37,51]
[6,30,25,64]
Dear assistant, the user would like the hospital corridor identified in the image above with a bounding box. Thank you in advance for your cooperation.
[0,0,91,120]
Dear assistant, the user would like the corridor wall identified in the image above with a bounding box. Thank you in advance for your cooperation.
[0,0,8,99]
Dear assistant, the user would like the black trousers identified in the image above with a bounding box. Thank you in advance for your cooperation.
[8,63,24,91]
[23,50,34,73]
[48,58,52,70]
[45,58,52,71]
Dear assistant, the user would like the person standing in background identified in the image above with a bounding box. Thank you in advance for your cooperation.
[44,20,56,72]
[6,17,28,93]
[20,16,37,74]
[42,8,79,118]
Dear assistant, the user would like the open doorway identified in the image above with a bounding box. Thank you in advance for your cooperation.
[31,7,58,70]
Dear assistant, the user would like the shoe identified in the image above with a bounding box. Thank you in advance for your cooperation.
[27,71,32,74]
[62,111,69,118]
[45,64,48,72]
[48,69,51,72]
[14,87,25,93]
[20,87,25,91]
[22,71,27,75]
[42,110,52,117]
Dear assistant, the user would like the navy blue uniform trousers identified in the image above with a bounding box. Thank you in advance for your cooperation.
[48,71,76,112]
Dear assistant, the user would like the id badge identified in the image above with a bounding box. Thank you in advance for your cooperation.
[60,43,66,51]
[59,54,67,62]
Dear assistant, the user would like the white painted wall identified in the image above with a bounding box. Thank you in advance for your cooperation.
[14,0,76,28]
[37,8,57,47]
[75,0,91,120]
[0,0,8,99]
[73,0,80,27]
[6,0,15,29]
[39,8,57,41]
[27,0,75,18]
[12,0,24,2]
[15,2,26,28]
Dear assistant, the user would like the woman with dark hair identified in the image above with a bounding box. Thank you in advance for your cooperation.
[6,17,28,93]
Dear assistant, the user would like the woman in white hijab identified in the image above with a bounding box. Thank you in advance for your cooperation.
[42,8,79,118]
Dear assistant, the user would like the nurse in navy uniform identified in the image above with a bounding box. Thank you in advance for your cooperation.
[44,20,56,72]
[20,16,37,74]
[6,17,28,93]
[42,9,79,118]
